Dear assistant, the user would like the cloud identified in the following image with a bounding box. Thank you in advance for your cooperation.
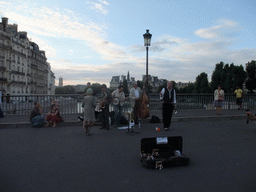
[4,1,256,86]
[87,0,109,15]
[195,19,240,39]
[28,35,57,57]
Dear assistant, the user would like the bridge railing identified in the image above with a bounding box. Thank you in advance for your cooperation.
[1,93,256,116]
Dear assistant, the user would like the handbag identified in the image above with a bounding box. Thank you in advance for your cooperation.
[218,95,224,101]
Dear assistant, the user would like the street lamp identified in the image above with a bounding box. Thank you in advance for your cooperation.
[143,29,152,94]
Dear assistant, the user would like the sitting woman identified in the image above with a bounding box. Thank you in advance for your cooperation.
[46,104,62,127]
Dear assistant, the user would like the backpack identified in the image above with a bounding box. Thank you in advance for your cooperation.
[120,115,129,125]
[150,115,160,123]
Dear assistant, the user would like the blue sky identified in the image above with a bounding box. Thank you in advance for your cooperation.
[1,0,256,86]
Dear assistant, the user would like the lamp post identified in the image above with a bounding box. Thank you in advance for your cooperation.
[143,29,152,94]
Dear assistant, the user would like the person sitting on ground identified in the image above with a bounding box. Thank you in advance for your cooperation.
[50,99,64,122]
[30,101,45,127]
[46,104,62,128]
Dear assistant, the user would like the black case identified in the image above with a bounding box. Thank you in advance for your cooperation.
[140,136,189,169]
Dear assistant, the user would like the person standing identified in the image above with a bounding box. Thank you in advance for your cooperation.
[214,85,225,115]
[30,101,45,127]
[234,86,243,109]
[82,88,96,136]
[100,84,112,130]
[129,82,142,124]
[160,81,177,131]
[112,85,126,127]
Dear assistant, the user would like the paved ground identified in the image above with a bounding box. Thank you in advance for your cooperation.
[1,119,256,192]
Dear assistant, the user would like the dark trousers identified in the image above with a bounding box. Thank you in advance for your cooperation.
[134,100,140,123]
[102,104,110,129]
[162,103,174,128]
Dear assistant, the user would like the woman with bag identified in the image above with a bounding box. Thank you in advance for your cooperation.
[214,85,225,115]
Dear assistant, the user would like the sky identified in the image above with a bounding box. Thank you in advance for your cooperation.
[1,0,256,86]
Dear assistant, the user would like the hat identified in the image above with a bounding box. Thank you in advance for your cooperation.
[86,88,93,95]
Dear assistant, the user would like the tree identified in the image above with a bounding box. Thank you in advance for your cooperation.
[92,83,103,95]
[137,80,153,93]
[245,60,256,93]
[194,72,210,93]
[123,79,129,94]
[137,80,144,89]
[211,62,247,93]
[232,65,246,90]
[178,83,195,93]
[55,85,76,94]
[157,80,167,93]
[211,61,225,91]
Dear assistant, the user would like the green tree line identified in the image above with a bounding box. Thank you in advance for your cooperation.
[178,60,255,93]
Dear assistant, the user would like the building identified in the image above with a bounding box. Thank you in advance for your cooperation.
[0,17,55,95]
[47,62,55,95]
[142,75,163,93]
[110,71,136,91]
[59,77,63,87]
[176,82,191,89]
[110,72,165,93]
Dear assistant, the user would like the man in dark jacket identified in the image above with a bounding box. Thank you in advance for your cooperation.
[99,84,112,130]
[160,81,177,131]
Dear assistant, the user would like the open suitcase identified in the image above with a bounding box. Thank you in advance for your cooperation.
[140,136,189,169]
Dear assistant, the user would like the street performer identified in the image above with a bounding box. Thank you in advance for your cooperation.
[112,85,126,127]
[160,81,177,131]
[100,84,112,130]
[130,82,142,124]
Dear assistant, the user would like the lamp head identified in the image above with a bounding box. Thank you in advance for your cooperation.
[143,29,152,47]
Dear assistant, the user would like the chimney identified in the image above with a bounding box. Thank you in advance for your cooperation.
[2,17,8,32]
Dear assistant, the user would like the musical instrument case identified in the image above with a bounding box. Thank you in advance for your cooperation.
[140,136,189,169]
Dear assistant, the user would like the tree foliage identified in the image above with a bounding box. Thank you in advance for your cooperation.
[55,85,76,94]
[211,62,247,93]
[178,83,195,93]
[194,72,210,93]
[245,60,256,93]
[123,79,129,94]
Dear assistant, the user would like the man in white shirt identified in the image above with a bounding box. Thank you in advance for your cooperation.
[129,83,142,124]
[112,85,126,126]
[160,81,176,131]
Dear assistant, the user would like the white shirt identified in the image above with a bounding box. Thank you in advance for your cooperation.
[134,89,139,99]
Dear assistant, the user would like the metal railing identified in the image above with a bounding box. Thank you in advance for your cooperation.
[1,93,256,116]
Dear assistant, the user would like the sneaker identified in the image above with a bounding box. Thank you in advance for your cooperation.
[169,127,172,130]
[164,128,168,131]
